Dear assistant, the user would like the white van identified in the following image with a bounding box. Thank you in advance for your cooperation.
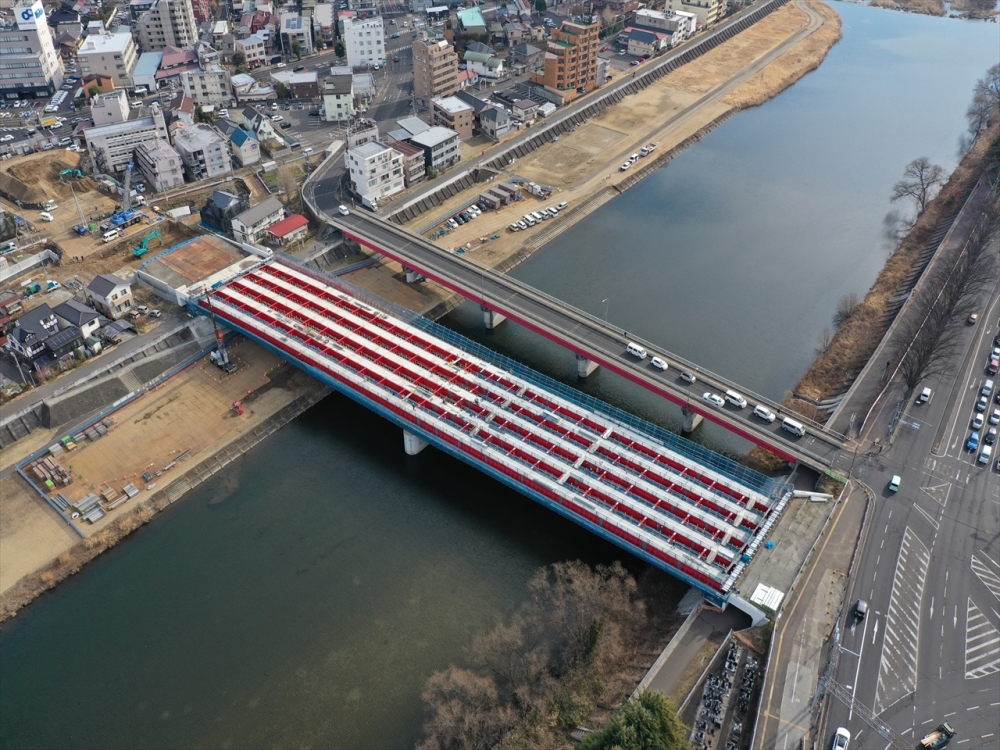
[982,379,995,396]
[39,212,54,222]
[531,211,546,222]
[979,445,992,464]
[916,387,932,404]
[626,342,647,359]
[303,147,314,156]
[102,228,120,242]
[781,417,806,437]
[724,390,747,409]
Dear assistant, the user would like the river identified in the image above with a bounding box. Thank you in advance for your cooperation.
[1,5,996,748]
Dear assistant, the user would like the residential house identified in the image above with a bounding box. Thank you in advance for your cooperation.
[235,33,267,68]
[626,29,666,57]
[663,0,720,29]
[345,140,405,205]
[135,140,185,191]
[54,29,84,61]
[230,74,276,102]
[6,303,60,362]
[167,92,196,125]
[155,45,200,89]
[52,300,101,340]
[173,124,233,179]
[430,96,474,140]
[231,196,286,244]
[200,190,250,233]
[409,126,460,173]
[511,99,538,123]
[457,69,478,90]
[463,50,504,80]
[86,274,134,319]
[280,13,314,58]
[265,214,309,245]
[229,127,260,167]
[631,8,696,41]
[242,106,278,139]
[479,106,510,140]
[271,70,319,99]
[510,42,542,68]
[323,74,355,122]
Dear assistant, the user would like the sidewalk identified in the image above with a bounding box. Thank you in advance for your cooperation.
[753,483,867,749]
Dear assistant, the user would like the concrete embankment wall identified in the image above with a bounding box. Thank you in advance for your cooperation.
[385,0,790,226]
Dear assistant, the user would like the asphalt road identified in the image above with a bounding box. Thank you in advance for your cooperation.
[826,272,1000,749]
[306,201,845,471]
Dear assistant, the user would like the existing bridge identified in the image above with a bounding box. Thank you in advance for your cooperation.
[192,257,794,606]
[306,209,847,474]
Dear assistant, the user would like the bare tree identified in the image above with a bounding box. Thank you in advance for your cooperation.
[815,325,834,355]
[967,91,994,136]
[973,62,1000,108]
[418,667,517,750]
[891,157,946,216]
[833,292,860,329]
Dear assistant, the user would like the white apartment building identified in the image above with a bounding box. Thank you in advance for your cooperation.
[90,89,131,126]
[345,140,404,206]
[280,13,314,58]
[633,8,696,41]
[136,0,199,51]
[78,31,139,90]
[181,64,233,106]
[173,123,232,180]
[84,101,169,173]
[234,33,267,68]
[0,0,64,99]
[663,0,721,29]
[322,74,354,122]
[135,140,184,191]
[343,16,384,70]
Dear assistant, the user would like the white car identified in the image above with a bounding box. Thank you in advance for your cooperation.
[270,115,283,122]
[972,413,985,430]
[990,409,1000,426]
[338,205,350,216]
[680,371,697,384]
[556,201,568,210]
[619,162,631,171]
[832,727,850,750]
[702,392,725,408]
[650,356,668,371]
[0,134,12,142]
[276,62,287,68]
[753,405,776,423]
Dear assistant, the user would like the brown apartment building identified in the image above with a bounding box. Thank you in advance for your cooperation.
[530,19,600,102]
[413,39,459,107]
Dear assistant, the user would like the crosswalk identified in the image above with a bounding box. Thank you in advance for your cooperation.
[875,526,930,714]
[965,597,1000,679]
[971,554,1000,601]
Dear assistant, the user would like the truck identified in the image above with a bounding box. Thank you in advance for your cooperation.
[919,722,956,748]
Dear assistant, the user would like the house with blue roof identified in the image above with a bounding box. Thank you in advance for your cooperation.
[229,127,261,167]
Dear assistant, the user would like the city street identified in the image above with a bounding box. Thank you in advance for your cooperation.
[825,269,1000,748]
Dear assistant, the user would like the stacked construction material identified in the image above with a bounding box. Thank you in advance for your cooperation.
[30,456,73,490]
[73,493,105,523]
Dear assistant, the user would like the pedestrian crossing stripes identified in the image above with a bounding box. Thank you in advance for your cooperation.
[971,554,1000,601]
[875,526,930,714]
[965,598,1000,680]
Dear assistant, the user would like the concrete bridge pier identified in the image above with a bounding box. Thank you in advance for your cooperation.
[681,408,703,434]
[403,266,424,283]
[482,306,506,329]
[576,354,600,378]
[403,429,429,455]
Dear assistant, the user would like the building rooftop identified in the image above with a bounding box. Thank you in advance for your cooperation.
[173,123,227,151]
[271,70,318,85]
[87,273,129,298]
[78,32,133,55]
[133,51,163,77]
[351,139,393,159]
[391,139,424,158]
[513,99,537,109]
[234,196,284,227]
[266,213,308,238]
[140,235,258,294]
[281,13,306,30]
[84,113,163,140]
[136,139,179,161]
[456,6,486,28]
[396,116,429,137]
[324,74,353,94]
[432,95,473,115]
[410,126,458,148]
[160,45,198,68]
[230,73,255,88]
[230,128,258,147]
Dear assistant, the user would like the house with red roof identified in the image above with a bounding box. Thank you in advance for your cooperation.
[266,214,310,245]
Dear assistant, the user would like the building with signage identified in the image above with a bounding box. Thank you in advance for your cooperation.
[0,0,65,100]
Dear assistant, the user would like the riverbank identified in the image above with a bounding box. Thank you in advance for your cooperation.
[0,341,330,623]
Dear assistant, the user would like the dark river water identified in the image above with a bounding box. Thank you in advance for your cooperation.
[1,5,997,748]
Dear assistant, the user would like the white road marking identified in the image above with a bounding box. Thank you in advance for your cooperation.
[875,527,931,713]
[965,597,1000,679]
[971,554,1000,601]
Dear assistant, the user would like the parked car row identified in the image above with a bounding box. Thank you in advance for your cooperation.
[508,201,569,231]
[967,376,998,466]
[447,203,483,228]
[44,90,69,113]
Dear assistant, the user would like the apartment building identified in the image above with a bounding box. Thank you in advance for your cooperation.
[430,96,473,140]
[136,0,199,52]
[235,32,267,68]
[322,74,355,122]
[529,18,599,100]
[390,139,426,188]
[90,88,130,126]
[84,100,169,173]
[663,0,721,29]
[409,126,459,173]
[173,123,232,180]
[347,0,378,14]
[412,39,457,107]
[77,30,138,91]
[345,140,405,205]
[135,140,184,191]
[632,8,697,41]
[280,13,314,58]
[343,15,384,69]
[181,64,233,106]
[0,0,64,99]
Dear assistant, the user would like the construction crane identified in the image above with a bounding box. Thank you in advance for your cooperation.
[68,181,88,236]
[121,163,133,212]
[132,229,163,258]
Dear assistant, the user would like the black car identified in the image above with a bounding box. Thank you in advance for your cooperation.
[308,109,321,116]
[293,65,305,72]
[280,121,292,129]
